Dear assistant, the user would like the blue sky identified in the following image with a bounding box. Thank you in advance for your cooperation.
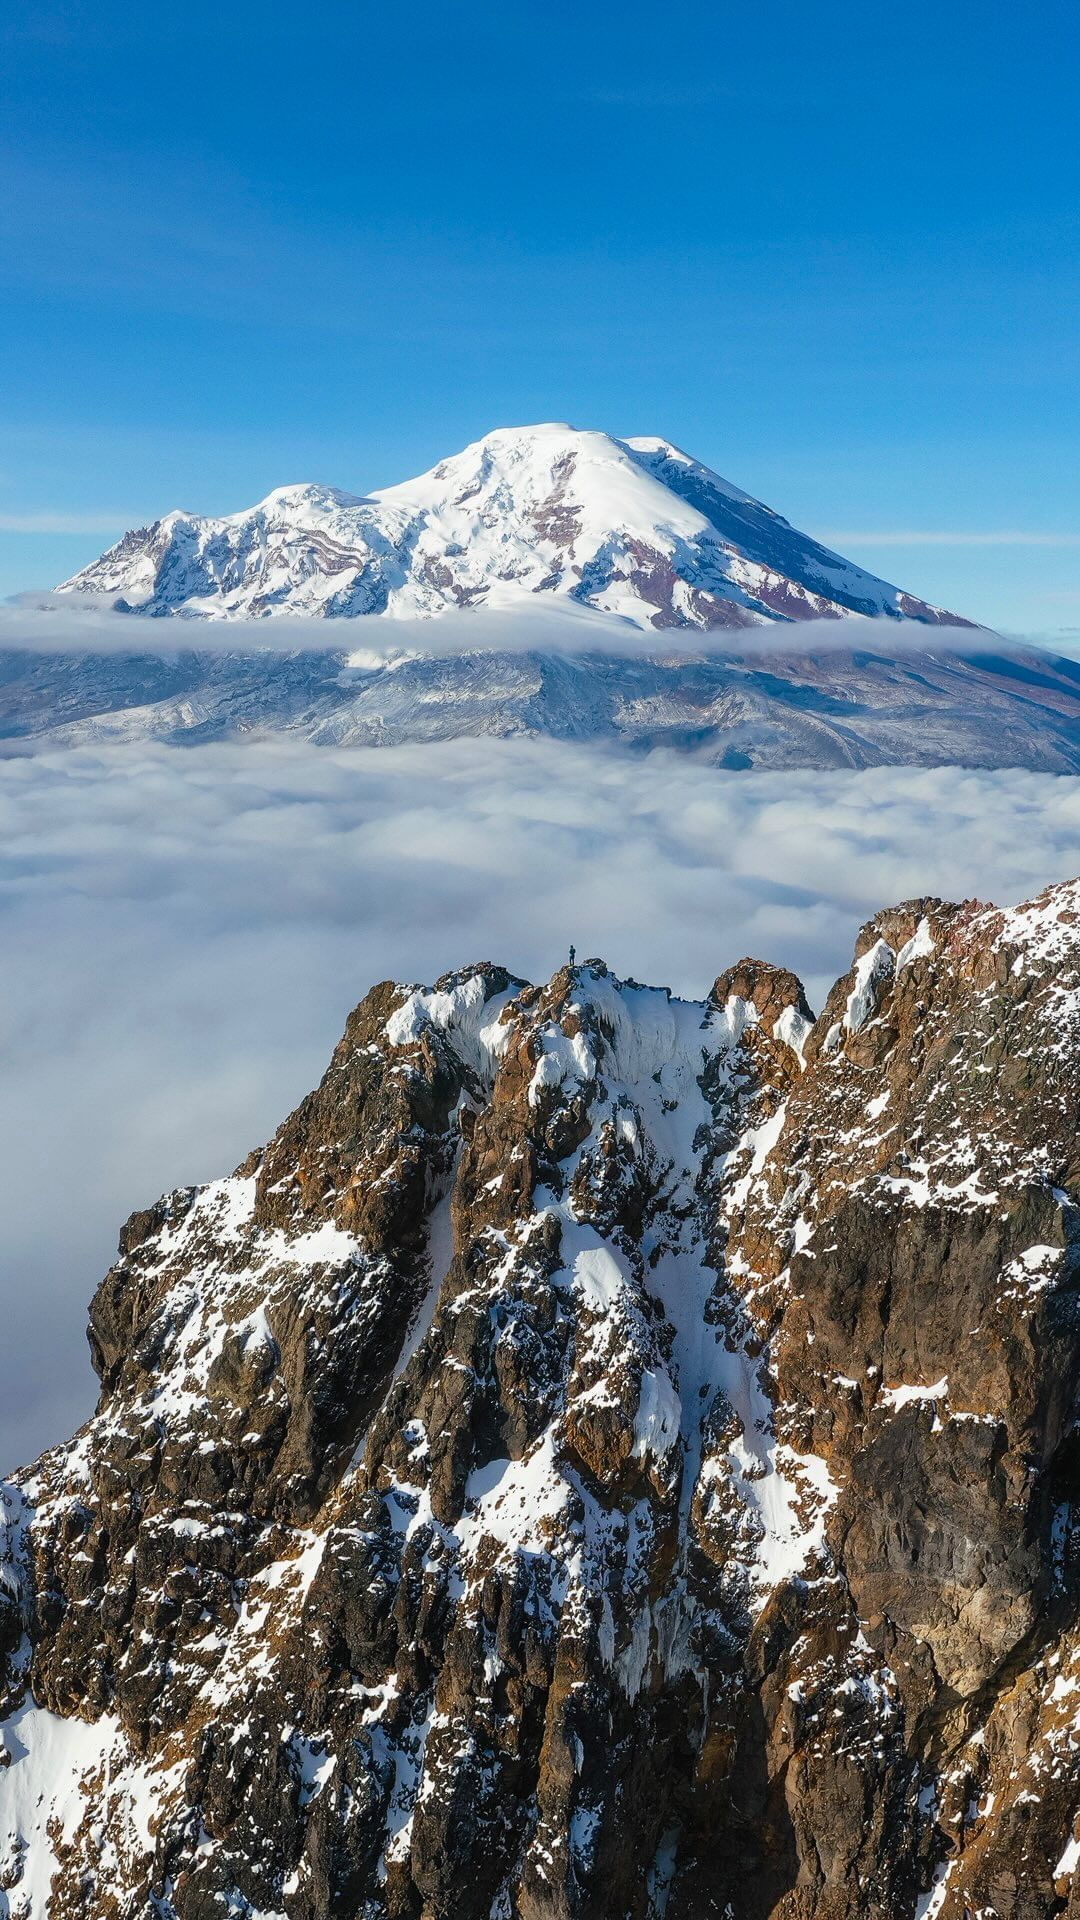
[2,0,1078,630]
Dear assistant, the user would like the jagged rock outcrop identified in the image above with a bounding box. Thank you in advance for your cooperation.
[4,882,1080,1918]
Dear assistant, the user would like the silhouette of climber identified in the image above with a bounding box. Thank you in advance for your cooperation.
[568,944,576,966]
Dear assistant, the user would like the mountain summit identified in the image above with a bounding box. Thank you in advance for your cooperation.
[57,424,967,628]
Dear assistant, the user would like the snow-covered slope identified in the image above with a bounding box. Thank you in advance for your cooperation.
[57,423,968,629]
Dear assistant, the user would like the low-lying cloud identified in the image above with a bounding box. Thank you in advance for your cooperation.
[3,736,1080,1472]
[0,595,1014,660]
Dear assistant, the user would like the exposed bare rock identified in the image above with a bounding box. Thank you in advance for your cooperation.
[4,881,1080,1916]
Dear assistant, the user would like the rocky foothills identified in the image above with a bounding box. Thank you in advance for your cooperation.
[4,884,1080,1918]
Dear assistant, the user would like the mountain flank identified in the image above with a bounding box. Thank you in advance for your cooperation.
[5,637,1080,769]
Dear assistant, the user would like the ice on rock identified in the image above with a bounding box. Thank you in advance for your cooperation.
[844,938,895,1034]
[895,916,935,972]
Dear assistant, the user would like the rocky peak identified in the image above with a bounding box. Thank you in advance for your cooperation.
[4,883,1080,1917]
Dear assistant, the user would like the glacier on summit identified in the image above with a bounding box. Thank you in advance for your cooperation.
[55,424,966,628]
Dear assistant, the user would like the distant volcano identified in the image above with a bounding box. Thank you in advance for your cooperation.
[57,422,969,628]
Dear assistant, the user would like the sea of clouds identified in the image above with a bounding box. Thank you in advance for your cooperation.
[0,595,1054,658]
[3,733,1080,1472]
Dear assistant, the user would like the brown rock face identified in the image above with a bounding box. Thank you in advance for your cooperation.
[4,885,1080,1918]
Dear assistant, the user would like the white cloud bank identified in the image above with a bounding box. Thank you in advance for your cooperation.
[0,598,1004,658]
[2,736,1080,1471]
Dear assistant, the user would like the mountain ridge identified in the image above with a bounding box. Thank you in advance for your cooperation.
[4,879,1080,1914]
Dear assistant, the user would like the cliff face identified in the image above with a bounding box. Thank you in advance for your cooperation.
[4,884,1080,1919]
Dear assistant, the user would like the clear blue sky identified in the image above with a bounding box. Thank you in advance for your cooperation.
[2,0,1078,631]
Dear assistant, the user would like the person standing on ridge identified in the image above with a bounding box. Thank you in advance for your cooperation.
[568,945,576,967]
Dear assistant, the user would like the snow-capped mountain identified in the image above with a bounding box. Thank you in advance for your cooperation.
[27,423,1078,770]
[57,423,968,628]
[5,880,1080,1915]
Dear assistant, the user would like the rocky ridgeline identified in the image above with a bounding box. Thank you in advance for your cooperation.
[4,883,1080,1918]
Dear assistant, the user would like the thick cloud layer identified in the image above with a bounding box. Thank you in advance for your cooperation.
[0,597,1012,657]
[3,737,1080,1471]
